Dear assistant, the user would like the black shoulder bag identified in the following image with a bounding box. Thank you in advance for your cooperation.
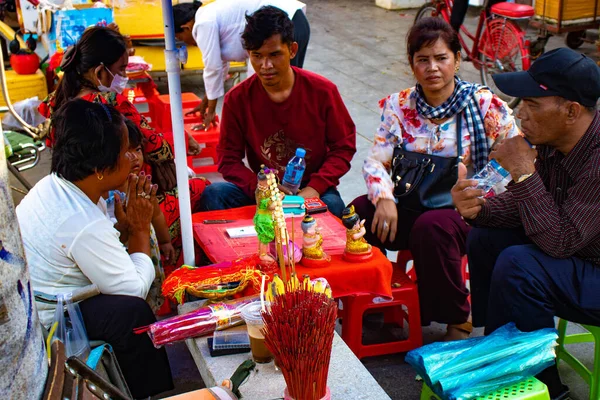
[390,115,462,212]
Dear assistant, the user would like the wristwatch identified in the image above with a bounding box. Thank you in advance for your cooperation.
[515,173,533,184]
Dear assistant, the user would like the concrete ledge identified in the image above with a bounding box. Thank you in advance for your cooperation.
[178,300,392,400]
[375,0,423,10]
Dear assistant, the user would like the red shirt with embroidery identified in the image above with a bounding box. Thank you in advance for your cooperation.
[472,112,600,264]
[217,67,357,198]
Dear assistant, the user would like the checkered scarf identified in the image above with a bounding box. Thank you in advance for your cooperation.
[415,77,488,172]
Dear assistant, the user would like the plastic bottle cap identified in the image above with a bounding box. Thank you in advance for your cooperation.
[295,148,306,158]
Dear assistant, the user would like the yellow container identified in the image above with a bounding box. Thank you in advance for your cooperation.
[534,0,600,24]
[113,0,173,39]
[0,70,48,107]
[134,44,246,74]
[113,0,216,40]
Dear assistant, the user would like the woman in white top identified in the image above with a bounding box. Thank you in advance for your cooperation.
[173,0,309,129]
[16,99,173,398]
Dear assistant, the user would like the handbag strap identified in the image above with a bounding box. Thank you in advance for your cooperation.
[456,113,463,162]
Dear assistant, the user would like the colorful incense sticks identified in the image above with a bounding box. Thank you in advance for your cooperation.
[135,295,259,347]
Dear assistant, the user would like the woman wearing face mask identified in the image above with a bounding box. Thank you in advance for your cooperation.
[40,26,211,273]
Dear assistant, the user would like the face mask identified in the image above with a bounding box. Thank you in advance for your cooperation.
[98,66,129,94]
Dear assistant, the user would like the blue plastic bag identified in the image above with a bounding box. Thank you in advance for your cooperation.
[406,323,558,400]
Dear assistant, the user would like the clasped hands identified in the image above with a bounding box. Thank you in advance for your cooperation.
[114,172,158,235]
[452,136,537,220]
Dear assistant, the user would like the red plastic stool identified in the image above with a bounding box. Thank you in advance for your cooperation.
[185,121,221,174]
[339,268,423,359]
[152,93,202,132]
[399,249,469,283]
[123,86,160,125]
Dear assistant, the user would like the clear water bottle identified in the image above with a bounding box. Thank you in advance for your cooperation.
[473,159,510,196]
[281,148,307,194]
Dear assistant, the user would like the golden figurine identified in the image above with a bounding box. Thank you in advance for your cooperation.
[300,213,330,267]
[341,205,373,262]
[253,166,277,264]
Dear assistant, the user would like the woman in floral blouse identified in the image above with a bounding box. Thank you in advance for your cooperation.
[39,26,210,274]
[349,17,520,341]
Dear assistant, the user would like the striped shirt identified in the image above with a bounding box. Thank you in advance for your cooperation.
[473,111,600,265]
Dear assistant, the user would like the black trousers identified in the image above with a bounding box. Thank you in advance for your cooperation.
[79,295,174,399]
[450,0,505,31]
[467,227,600,333]
[291,9,310,68]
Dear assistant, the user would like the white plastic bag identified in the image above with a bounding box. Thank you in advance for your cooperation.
[2,97,46,132]
[51,292,91,360]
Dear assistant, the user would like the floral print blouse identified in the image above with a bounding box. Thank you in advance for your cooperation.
[363,86,520,206]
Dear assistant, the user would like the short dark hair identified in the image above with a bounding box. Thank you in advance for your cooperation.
[407,17,461,63]
[124,118,143,149]
[51,99,125,182]
[242,6,294,51]
[55,27,127,110]
[173,1,202,33]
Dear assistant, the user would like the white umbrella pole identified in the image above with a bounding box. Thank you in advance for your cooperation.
[161,0,195,266]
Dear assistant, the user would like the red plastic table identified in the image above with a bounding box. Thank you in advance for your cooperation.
[192,206,393,299]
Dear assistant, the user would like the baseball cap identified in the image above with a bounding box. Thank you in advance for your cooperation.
[492,48,600,107]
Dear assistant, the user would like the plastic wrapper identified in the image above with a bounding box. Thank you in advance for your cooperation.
[138,295,259,348]
[52,292,91,360]
[406,323,558,400]
[2,97,46,132]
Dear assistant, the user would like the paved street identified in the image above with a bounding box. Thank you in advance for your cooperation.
[8,0,600,398]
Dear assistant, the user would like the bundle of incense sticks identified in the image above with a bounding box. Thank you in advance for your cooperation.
[262,285,337,400]
[264,168,296,282]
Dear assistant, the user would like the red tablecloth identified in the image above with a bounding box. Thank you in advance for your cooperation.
[192,207,393,299]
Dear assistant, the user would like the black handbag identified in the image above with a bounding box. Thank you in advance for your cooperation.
[390,115,462,212]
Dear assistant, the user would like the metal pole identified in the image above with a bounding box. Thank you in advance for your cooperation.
[161,0,195,266]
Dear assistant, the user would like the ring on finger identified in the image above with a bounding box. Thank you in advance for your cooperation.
[383,221,389,229]
[144,194,151,199]
[139,191,147,197]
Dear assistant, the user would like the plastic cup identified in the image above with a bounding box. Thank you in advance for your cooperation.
[240,302,273,363]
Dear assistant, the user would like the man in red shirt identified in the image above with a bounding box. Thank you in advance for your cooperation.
[452,48,600,400]
[198,6,356,218]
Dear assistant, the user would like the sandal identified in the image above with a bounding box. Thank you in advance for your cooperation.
[443,321,473,342]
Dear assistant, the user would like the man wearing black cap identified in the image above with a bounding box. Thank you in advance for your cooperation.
[452,47,600,399]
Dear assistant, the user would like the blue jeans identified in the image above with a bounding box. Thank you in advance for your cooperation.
[199,182,346,218]
[467,227,600,334]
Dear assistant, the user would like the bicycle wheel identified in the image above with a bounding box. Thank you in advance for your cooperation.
[478,19,529,109]
[414,2,440,24]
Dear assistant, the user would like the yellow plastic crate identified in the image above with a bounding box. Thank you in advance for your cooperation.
[0,70,48,108]
[113,0,217,40]
[421,377,550,400]
[534,0,600,24]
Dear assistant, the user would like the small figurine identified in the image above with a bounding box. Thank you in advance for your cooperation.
[341,206,373,262]
[300,213,330,267]
[253,166,277,264]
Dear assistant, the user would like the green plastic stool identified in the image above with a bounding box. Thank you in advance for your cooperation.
[420,377,550,400]
[557,319,600,399]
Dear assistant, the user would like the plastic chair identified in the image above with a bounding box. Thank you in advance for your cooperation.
[151,93,201,132]
[185,121,220,175]
[339,267,423,359]
[421,377,550,400]
[556,319,600,399]
[5,130,45,191]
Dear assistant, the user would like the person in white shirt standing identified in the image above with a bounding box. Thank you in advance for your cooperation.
[174,0,309,130]
[16,99,173,398]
